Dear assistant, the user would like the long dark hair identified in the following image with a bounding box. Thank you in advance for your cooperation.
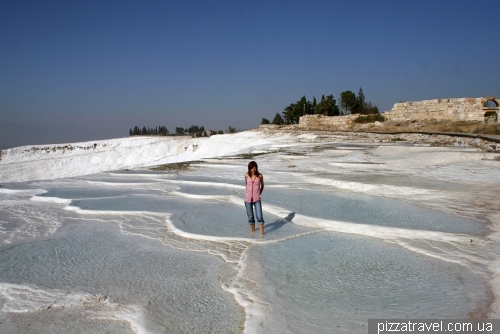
[247,161,261,177]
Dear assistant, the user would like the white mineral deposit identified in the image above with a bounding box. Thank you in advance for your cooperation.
[0,129,499,333]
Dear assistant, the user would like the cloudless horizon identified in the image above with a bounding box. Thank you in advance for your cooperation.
[1,0,499,149]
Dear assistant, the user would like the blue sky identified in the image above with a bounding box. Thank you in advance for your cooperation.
[1,0,499,148]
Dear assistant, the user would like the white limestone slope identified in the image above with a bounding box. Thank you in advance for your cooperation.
[0,132,290,183]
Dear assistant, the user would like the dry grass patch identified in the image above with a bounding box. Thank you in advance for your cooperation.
[364,121,500,135]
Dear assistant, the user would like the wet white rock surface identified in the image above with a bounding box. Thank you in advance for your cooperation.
[1,130,500,333]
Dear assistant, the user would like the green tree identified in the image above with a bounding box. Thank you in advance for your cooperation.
[227,125,236,133]
[364,101,379,114]
[217,130,223,134]
[300,96,313,115]
[282,103,295,124]
[158,125,168,135]
[351,87,366,114]
[312,97,317,110]
[175,127,184,135]
[314,95,340,116]
[272,112,284,125]
[339,91,357,115]
[261,118,270,124]
[187,125,205,134]
[282,96,312,124]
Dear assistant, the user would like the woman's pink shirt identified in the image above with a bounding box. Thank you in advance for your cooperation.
[245,176,261,203]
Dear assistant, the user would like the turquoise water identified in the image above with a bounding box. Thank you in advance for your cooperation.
[0,221,241,333]
[254,233,489,333]
[0,165,493,333]
[263,188,488,235]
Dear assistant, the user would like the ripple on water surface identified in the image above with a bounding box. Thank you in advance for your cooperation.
[0,222,242,333]
[176,201,314,240]
[253,232,490,334]
[264,188,488,235]
[69,191,313,240]
[70,194,194,213]
[39,186,168,200]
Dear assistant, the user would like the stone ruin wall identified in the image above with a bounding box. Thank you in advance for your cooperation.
[383,97,499,123]
[298,114,359,129]
[296,97,499,128]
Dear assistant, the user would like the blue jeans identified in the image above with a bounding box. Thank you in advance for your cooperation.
[245,201,264,225]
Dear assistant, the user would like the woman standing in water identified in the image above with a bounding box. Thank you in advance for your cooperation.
[244,161,265,234]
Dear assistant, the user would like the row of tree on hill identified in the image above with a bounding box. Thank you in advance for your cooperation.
[130,125,170,136]
[129,125,237,136]
[262,88,379,125]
